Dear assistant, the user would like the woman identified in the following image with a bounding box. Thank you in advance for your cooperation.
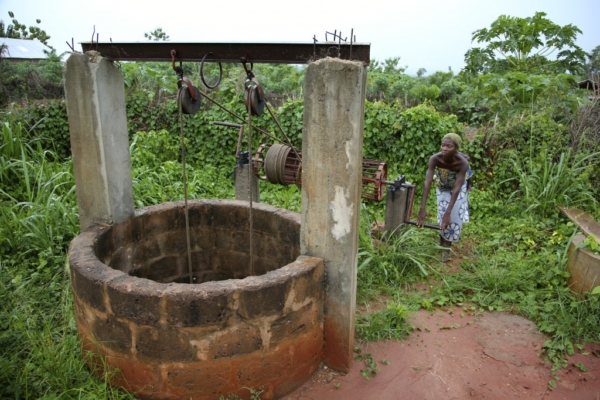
[416,133,472,261]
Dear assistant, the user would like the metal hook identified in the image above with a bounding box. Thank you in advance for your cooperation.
[240,56,254,79]
[200,52,223,90]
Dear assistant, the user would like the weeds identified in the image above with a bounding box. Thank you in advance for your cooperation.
[507,148,599,218]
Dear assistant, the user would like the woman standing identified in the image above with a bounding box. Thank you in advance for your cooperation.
[416,133,472,261]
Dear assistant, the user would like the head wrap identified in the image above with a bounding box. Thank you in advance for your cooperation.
[442,133,462,149]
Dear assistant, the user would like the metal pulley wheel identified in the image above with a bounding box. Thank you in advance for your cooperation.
[264,143,292,185]
[179,84,201,115]
[244,80,265,116]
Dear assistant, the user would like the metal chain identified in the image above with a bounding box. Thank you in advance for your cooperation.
[247,89,255,276]
[178,87,194,284]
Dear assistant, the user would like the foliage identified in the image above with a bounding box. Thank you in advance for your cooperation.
[463,12,587,76]
[0,51,64,106]
[585,45,600,78]
[144,27,169,41]
[507,149,598,218]
[0,11,52,47]
[357,203,442,303]
[4,102,70,158]
[581,235,599,255]
[356,302,413,342]
[456,72,583,124]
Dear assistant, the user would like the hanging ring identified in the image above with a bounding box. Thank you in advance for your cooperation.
[200,52,222,90]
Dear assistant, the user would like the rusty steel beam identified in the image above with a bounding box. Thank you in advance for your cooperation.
[79,42,370,65]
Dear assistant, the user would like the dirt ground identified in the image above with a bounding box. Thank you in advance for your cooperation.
[287,307,600,400]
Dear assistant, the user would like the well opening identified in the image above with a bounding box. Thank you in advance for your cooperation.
[96,199,300,283]
[69,199,324,400]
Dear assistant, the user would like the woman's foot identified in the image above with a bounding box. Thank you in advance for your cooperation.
[442,248,450,262]
[439,237,452,262]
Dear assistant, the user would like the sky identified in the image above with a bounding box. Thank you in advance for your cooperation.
[1,0,599,75]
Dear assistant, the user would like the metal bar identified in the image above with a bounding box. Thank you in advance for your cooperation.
[80,42,371,65]
[404,184,441,230]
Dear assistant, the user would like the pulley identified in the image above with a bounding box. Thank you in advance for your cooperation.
[171,49,201,115]
[178,81,201,115]
[241,58,265,116]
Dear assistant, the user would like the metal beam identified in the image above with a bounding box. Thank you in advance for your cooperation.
[79,42,370,65]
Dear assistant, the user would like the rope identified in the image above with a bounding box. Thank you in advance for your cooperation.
[265,102,302,163]
[247,88,255,276]
[197,90,284,147]
[177,87,194,284]
[264,143,292,185]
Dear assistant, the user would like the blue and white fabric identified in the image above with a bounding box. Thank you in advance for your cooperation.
[434,167,472,242]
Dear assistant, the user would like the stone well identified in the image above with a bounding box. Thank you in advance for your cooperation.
[68,199,324,400]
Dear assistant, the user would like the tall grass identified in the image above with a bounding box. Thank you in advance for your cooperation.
[0,120,135,399]
[357,204,442,303]
[508,148,599,218]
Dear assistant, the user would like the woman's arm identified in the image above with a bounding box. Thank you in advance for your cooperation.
[416,156,437,227]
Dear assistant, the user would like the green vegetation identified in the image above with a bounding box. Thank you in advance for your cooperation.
[1,10,599,398]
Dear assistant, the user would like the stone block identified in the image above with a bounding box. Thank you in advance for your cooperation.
[70,258,122,312]
[138,203,185,237]
[93,317,132,351]
[164,285,230,327]
[141,255,180,282]
[163,361,231,399]
[159,230,187,255]
[213,324,262,359]
[131,237,161,265]
[106,275,163,326]
[237,280,288,319]
[135,326,196,362]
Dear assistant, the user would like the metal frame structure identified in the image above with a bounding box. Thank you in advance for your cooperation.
[80,41,370,64]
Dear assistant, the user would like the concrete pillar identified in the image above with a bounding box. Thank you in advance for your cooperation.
[384,185,408,235]
[300,58,366,372]
[64,51,134,231]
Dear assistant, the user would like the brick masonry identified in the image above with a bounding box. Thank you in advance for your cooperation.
[69,199,325,399]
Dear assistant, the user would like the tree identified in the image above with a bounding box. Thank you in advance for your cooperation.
[144,28,170,41]
[585,45,600,78]
[463,12,587,76]
[0,11,51,48]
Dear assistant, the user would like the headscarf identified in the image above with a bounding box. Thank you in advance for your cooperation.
[442,133,462,149]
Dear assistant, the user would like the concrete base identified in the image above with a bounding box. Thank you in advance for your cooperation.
[384,186,408,236]
[235,163,260,202]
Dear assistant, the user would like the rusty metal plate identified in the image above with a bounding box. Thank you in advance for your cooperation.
[80,42,371,65]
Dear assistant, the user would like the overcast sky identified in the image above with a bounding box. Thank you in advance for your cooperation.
[2,0,599,75]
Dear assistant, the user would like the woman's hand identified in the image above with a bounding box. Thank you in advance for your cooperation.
[441,211,451,230]
[416,209,429,227]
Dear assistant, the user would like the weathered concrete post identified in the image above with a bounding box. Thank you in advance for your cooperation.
[64,52,134,231]
[301,57,366,372]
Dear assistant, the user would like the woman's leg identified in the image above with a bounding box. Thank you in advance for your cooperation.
[439,236,452,262]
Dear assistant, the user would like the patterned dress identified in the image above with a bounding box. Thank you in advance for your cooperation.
[434,167,473,242]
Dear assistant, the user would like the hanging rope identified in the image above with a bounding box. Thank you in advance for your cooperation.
[264,143,292,185]
[177,87,194,284]
[247,92,255,276]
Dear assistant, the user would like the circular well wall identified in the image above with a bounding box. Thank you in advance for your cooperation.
[69,199,324,399]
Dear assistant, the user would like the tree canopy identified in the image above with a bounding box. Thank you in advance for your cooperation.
[144,28,170,42]
[463,12,587,76]
[0,11,51,48]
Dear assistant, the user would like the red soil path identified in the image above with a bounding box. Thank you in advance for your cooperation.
[287,307,600,400]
